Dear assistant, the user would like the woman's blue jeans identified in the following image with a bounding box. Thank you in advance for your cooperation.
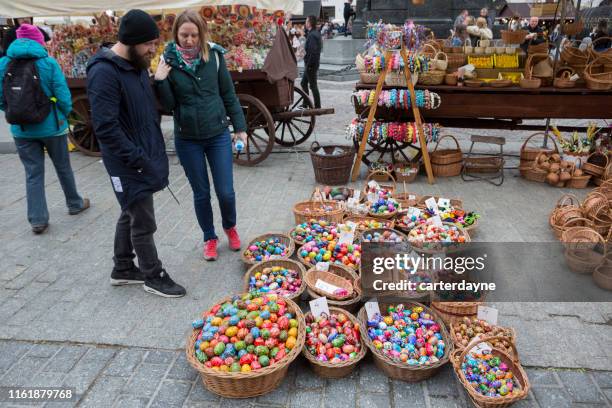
[174,129,236,242]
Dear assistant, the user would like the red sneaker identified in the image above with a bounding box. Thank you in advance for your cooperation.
[203,239,218,261]
[224,227,241,251]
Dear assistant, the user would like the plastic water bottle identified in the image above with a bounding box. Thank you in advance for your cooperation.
[235,140,245,152]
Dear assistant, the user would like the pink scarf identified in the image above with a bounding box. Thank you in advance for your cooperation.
[176,44,201,68]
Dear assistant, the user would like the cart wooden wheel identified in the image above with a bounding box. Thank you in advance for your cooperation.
[233,94,275,166]
[273,87,316,147]
[68,94,101,157]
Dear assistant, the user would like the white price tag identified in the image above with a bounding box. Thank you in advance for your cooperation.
[425,197,439,214]
[407,207,422,218]
[309,297,330,318]
[437,197,451,209]
[316,262,330,271]
[477,306,499,325]
[353,190,361,200]
[338,223,356,245]
[367,192,378,203]
[430,215,443,227]
[368,180,378,189]
[408,194,416,201]
[315,279,341,295]
[111,176,123,193]
[469,336,493,354]
[365,300,381,320]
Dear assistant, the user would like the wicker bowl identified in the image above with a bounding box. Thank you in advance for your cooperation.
[241,233,295,266]
[342,215,395,231]
[243,259,307,301]
[593,264,612,291]
[304,270,354,300]
[450,320,517,356]
[186,294,306,398]
[293,198,344,225]
[407,223,471,255]
[305,264,362,312]
[358,301,452,382]
[464,79,483,88]
[302,307,367,378]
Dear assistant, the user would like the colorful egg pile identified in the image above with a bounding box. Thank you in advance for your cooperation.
[370,198,399,216]
[243,237,290,262]
[366,304,446,365]
[299,240,361,269]
[408,224,467,244]
[351,218,394,231]
[361,229,405,243]
[305,311,362,363]
[291,220,338,245]
[452,317,514,353]
[423,207,480,230]
[365,185,393,200]
[461,351,520,397]
[192,294,300,373]
[396,213,428,232]
[248,266,302,297]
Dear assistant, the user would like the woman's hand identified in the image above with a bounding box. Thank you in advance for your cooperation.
[154,58,172,81]
[233,131,248,145]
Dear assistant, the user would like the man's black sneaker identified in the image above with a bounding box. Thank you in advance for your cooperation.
[32,224,48,234]
[143,270,186,298]
[110,266,145,286]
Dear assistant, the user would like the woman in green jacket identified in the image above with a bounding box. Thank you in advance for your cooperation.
[154,10,247,261]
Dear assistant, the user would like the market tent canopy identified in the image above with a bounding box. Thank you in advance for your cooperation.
[0,0,303,18]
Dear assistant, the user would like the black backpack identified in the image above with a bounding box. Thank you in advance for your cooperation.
[2,58,53,126]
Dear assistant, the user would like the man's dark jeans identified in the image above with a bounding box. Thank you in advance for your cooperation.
[301,66,321,109]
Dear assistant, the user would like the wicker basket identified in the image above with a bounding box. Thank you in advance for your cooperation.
[408,222,471,255]
[519,67,542,89]
[527,42,548,55]
[593,264,612,291]
[360,72,379,84]
[554,71,577,89]
[358,227,408,244]
[551,216,592,240]
[368,168,394,182]
[447,53,466,70]
[501,29,527,44]
[393,162,419,183]
[293,192,344,225]
[524,152,551,183]
[416,195,463,209]
[450,322,517,356]
[302,307,367,378]
[561,41,590,67]
[304,269,354,300]
[431,303,474,326]
[243,259,306,301]
[241,233,295,266]
[430,135,463,177]
[564,20,584,36]
[362,170,397,198]
[305,264,362,311]
[582,191,610,218]
[418,70,446,85]
[588,37,612,61]
[385,72,408,87]
[431,301,482,316]
[582,151,609,178]
[519,132,558,169]
[451,336,530,408]
[310,142,355,185]
[445,74,458,85]
[342,215,395,231]
[433,51,448,71]
[185,295,305,398]
[585,58,612,91]
[358,301,452,382]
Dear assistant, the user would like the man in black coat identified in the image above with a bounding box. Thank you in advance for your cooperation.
[86,9,186,298]
[301,15,322,109]
[1,18,50,55]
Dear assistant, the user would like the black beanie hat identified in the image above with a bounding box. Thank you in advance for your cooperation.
[118,9,159,45]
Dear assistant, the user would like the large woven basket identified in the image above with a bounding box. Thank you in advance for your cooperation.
[519,132,558,169]
[302,307,367,378]
[431,301,482,316]
[431,302,475,326]
[527,42,548,55]
[305,264,362,312]
[358,301,452,382]
[501,29,527,44]
[408,223,471,255]
[243,259,307,301]
[358,227,408,244]
[582,191,609,218]
[561,227,606,274]
[343,215,395,231]
[362,170,397,199]
[593,264,612,291]
[310,142,355,185]
[560,41,590,66]
[585,57,612,91]
[430,135,463,177]
[450,322,517,355]
[241,233,295,266]
[304,269,354,300]
[418,70,446,86]
[582,151,609,177]
[567,159,592,188]
[293,193,344,225]
[451,336,530,408]
[588,37,612,61]
[360,72,379,84]
[185,295,306,398]
[416,195,463,209]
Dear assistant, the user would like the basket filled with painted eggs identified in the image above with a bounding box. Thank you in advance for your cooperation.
[369,198,401,219]
[315,186,358,202]
[302,307,367,378]
[395,211,429,234]
[358,228,407,243]
[243,260,306,301]
[186,293,305,398]
[305,264,362,312]
[289,220,338,247]
[450,317,517,357]
[241,233,295,266]
[297,240,362,271]
[417,195,463,210]
[430,270,486,317]
[362,171,397,200]
[343,216,395,231]
[293,194,344,225]
[408,223,470,254]
[358,301,452,382]
[304,269,354,300]
[451,336,530,408]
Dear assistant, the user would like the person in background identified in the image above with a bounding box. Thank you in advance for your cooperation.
[154,9,247,262]
[290,28,300,55]
[0,24,89,234]
[451,24,469,47]
[343,0,356,37]
[591,20,611,50]
[467,17,493,42]
[522,16,546,52]
[480,8,493,30]
[301,15,322,109]
[509,15,521,32]
[454,9,469,28]
[87,9,186,298]
[2,18,50,53]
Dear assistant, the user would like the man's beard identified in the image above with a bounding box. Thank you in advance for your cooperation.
[127,46,151,70]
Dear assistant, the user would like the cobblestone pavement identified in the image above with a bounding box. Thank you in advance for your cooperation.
[1,81,611,407]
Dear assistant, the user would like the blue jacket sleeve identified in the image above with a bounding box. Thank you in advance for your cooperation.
[87,63,147,169]
[48,58,72,117]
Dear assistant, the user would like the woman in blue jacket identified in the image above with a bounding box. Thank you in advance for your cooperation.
[0,25,89,234]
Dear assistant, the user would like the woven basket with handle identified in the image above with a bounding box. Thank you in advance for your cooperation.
[304,269,354,300]
[582,151,609,177]
[293,190,344,225]
[430,135,463,177]
[305,264,362,311]
[501,29,527,44]
[593,263,612,291]
[342,215,395,231]
[362,170,397,199]
[451,335,530,408]
[561,227,606,274]
[585,57,612,90]
[185,295,305,398]
[519,132,558,169]
[302,307,367,378]
[582,191,609,218]
[567,158,591,188]
[358,301,452,382]
[243,259,306,301]
[241,233,295,266]
[450,321,517,357]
